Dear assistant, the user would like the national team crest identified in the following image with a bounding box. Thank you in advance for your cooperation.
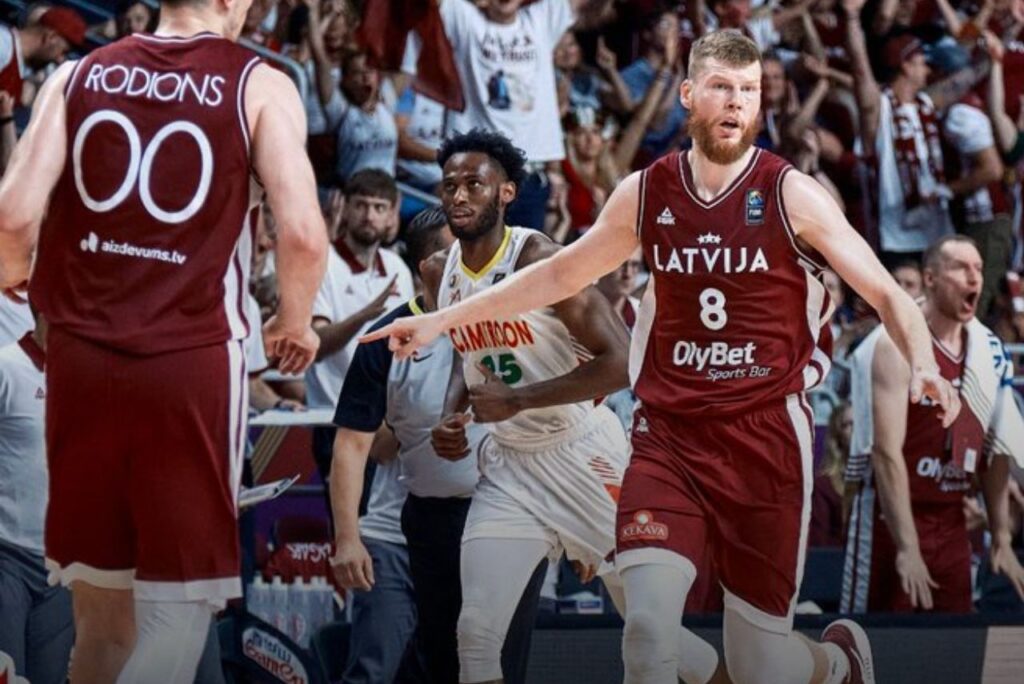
[745,189,765,225]
[448,273,459,288]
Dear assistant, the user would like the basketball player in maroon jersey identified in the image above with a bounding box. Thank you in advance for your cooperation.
[842,236,1024,614]
[0,0,328,681]
[366,31,961,684]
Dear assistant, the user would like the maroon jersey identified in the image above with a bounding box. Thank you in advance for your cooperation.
[902,337,979,505]
[0,25,24,101]
[631,149,832,416]
[30,33,262,354]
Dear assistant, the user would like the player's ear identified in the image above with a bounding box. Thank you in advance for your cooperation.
[499,181,516,206]
[680,79,693,109]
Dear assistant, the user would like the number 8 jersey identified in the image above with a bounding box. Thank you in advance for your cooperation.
[438,226,595,446]
[632,148,834,417]
[31,33,262,355]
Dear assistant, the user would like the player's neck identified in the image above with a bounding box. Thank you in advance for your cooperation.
[922,301,964,355]
[890,77,917,104]
[688,145,756,200]
[155,9,226,39]
[341,234,379,270]
[459,225,507,273]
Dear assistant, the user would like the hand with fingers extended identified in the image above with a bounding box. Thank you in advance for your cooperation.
[263,315,321,375]
[909,368,961,428]
[895,547,939,610]
[469,362,523,423]
[360,275,399,323]
[359,311,447,359]
[991,540,1024,602]
[331,538,375,591]
[431,412,472,461]
[595,36,617,73]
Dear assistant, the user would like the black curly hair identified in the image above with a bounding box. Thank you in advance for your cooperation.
[436,129,528,189]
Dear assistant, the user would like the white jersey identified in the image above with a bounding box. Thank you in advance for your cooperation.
[437,226,593,446]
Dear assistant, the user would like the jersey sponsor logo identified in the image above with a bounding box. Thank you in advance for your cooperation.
[672,340,773,382]
[620,510,669,541]
[656,207,676,226]
[241,627,309,684]
[652,244,768,274]
[915,456,970,492]
[449,320,536,354]
[83,63,226,108]
[80,231,188,265]
[745,189,765,225]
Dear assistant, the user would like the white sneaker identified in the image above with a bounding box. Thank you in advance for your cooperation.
[821,619,876,684]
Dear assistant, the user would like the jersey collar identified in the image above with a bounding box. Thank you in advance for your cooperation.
[407,295,426,316]
[459,225,512,281]
[335,237,386,277]
[17,332,44,372]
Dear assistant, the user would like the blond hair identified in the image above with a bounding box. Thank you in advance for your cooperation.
[687,30,762,80]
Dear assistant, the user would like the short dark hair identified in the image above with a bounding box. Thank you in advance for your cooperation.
[404,206,449,268]
[890,259,922,274]
[437,129,527,188]
[343,168,398,204]
[922,235,980,271]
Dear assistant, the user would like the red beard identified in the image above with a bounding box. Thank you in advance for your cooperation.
[686,112,761,164]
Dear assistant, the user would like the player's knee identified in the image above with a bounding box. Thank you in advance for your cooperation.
[622,607,677,675]
[457,603,504,667]
[71,583,135,648]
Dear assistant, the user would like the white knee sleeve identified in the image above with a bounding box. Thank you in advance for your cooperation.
[602,567,718,684]
[620,560,698,684]
[116,600,216,684]
[723,606,814,684]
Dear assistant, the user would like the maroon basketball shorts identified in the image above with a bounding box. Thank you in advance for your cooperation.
[848,499,972,614]
[44,326,248,605]
[616,394,815,634]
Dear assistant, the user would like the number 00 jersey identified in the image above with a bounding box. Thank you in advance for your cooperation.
[631,149,833,416]
[437,226,593,446]
[30,33,262,355]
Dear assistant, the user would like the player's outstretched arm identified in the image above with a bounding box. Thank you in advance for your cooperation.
[247,64,329,374]
[783,170,961,426]
[362,172,642,358]
[0,61,75,289]
[870,331,938,610]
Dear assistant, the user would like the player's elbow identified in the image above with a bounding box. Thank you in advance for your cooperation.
[278,212,329,263]
[0,195,33,236]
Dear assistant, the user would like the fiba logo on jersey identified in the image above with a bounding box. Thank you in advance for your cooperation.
[620,510,668,541]
[80,232,99,253]
[745,189,765,225]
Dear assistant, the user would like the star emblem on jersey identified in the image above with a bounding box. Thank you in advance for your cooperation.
[745,189,765,225]
[656,207,676,226]
[621,509,669,541]
[696,232,722,246]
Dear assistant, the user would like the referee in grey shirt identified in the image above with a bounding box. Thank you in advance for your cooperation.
[328,208,545,684]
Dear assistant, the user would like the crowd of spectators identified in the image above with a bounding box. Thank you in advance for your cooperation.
[3,2,1024,679]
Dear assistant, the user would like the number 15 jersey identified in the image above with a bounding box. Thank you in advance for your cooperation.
[31,33,262,355]
[437,226,594,446]
[631,148,833,417]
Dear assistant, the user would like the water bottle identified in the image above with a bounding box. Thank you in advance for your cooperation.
[290,577,312,647]
[248,575,269,622]
[311,576,335,632]
[269,575,289,635]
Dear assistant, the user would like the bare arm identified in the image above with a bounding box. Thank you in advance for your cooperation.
[873,0,900,35]
[934,0,964,37]
[925,59,991,112]
[947,146,1004,196]
[843,0,880,152]
[362,173,642,358]
[870,332,939,609]
[305,0,338,109]
[571,0,614,28]
[613,68,674,174]
[800,11,826,62]
[313,275,397,360]
[982,454,1024,600]
[984,35,1020,154]
[468,236,629,424]
[0,61,74,288]
[396,114,439,163]
[328,428,377,590]
[784,76,830,145]
[248,65,329,371]
[773,0,817,31]
[784,170,960,424]
[0,93,16,176]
